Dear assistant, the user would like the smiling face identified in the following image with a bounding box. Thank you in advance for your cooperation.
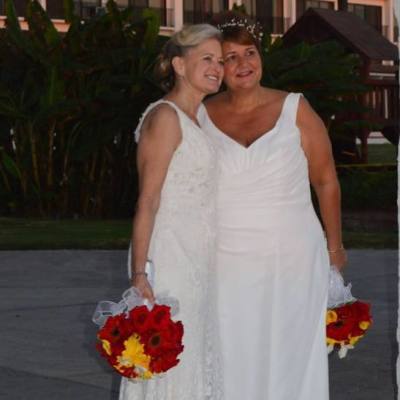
[172,38,224,95]
[222,41,262,91]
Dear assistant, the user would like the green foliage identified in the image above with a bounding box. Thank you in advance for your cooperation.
[0,0,163,217]
[263,39,364,115]
[261,38,371,162]
[232,4,247,14]
[338,167,396,211]
[0,1,388,217]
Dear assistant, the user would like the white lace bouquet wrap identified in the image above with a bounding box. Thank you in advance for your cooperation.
[326,265,372,359]
[92,261,184,380]
[93,261,180,327]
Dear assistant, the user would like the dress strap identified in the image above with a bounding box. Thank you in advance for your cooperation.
[283,92,303,125]
[134,99,184,143]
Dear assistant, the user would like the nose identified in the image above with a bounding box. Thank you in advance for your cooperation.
[236,54,247,67]
[211,60,223,74]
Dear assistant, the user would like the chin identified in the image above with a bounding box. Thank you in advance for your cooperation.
[203,83,220,94]
[237,78,259,89]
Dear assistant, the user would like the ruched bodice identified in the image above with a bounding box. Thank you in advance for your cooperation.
[199,92,330,400]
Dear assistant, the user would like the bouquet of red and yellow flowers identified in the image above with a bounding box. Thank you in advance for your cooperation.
[96,303,183,379]
[326,266,372,358]
[93,282,184,380]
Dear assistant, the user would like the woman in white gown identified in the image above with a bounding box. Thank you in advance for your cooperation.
[119,24,224,400]
[198,14,347,400]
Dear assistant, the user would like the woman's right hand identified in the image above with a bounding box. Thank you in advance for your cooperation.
[131,275,155,304]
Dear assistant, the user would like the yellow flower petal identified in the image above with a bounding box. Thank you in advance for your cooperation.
[101,339,112,356]
[326,337,341,346]
[117,334,152,376]
[326,310,338,325]
[359,321,370,330]
[349,335,363,345]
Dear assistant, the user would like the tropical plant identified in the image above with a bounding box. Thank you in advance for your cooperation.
[261,36,370,162]
[0,0,163,217]
[0,1,377,218]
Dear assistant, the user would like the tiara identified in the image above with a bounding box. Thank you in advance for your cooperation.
[217,18,264,42]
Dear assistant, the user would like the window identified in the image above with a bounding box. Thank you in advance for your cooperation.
[73,0,102,19]
[3,0,29,17]
[296,0,334,18]
[348,3,382,33]
[184,0,229,24]
[126,1,173,27]
[47,0,65,19]
[255,0,286,34]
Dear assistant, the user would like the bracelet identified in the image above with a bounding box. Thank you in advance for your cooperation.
[131,271,148,277]
[327,244,345,253]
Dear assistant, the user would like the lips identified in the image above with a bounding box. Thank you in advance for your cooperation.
[236,70,253,78]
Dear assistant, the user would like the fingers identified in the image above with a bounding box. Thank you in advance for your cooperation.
[130,279,155,303]
[141,284,156,303]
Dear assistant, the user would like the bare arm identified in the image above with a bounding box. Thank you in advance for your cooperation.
[131,105,181,300]
[297,97,347,270]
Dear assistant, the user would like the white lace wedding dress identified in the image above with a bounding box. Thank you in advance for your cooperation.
[119,100,223,400]
[199,93,330,400]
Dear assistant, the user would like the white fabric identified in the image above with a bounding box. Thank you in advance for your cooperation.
[93,262,181,328]
[119,99,223,400]
[198,93,330,400]
[328,264,355,309]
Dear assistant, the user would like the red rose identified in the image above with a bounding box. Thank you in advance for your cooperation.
[327,304,357,342]
[150,304,172,330]
[327,319,355,342]
[150,349,182,373]
[142,321,184,357]
[98,314,132,344]
[335,304,355,321]
[128,305,151,334]
[351,301,372,322]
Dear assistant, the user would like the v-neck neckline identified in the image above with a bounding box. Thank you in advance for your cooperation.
[204,93,291,150]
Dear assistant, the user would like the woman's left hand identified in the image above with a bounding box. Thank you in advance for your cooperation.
[329,249,347,271]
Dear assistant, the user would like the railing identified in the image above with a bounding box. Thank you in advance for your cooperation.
[363,84,399,127]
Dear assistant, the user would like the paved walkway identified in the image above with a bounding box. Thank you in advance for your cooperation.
[0,250,397,400]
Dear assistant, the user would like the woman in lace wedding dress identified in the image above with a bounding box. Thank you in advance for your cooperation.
[198,13,347,400]
[119,25,224,400]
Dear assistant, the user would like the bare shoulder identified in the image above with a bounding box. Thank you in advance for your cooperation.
[296,96,326,131]
[140,103,182,145]
[142,103,180,134]
[261,87,289,105]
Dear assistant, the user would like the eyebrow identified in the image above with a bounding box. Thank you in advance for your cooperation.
[225,46,256,54]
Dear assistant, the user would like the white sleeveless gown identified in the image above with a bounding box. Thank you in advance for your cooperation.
[119,100,223,400]
[198,93,330,400]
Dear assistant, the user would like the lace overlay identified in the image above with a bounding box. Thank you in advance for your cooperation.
[119,100,223,400]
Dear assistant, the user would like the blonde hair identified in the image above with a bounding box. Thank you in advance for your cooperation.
[155,24,222,92]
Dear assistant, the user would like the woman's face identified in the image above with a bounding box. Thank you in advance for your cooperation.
[174,38,224,95]
[222,41,262,91]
